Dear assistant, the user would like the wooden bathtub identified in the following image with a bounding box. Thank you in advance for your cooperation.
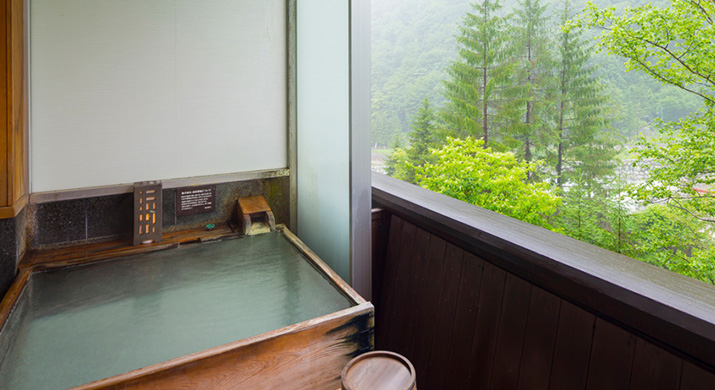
[0,226,374,389]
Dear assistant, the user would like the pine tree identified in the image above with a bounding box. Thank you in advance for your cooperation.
[441,0,516,149]
[406,97,438,168]
[385,97,438,184]
[509,0,554,163]
[553,0,617,189]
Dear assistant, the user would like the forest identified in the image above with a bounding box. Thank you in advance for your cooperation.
[374,0,715,284]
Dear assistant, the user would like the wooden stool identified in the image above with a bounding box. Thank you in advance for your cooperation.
[237,196,275,235]
[341,351,416,390]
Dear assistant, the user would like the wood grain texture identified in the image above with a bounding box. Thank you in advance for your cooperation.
[375,214,403,347]
[386,221,417,352]
[0,193,25,219]
[20,224,237,271]
[370,220,715,389]
[444,252,484,390]
[372,173,715,370]
[0,265,28,325]
[372,180,715,388]
[424,243,464,390]
[0,0,26,214]
[282,226,367,305]
[371,209,390,310]
[397,226,432,356]
[586,318,636,390]
[407,232,446,384]
[9,0,24,207]
[489,273,532,389]
[468,261,507,389]
[680,361,715,390]
[629,338,682,390]
[0,0,8,207]
[517,286,561,390]
[73,303,374,390]
[548,301,595,390]
[5,228,373,389]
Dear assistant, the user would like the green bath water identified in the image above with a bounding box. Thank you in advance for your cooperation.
[0,232,353,390]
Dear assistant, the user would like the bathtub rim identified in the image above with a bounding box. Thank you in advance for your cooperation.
[0,225,372,388]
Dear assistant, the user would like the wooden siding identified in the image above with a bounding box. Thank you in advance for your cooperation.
[0,0,26,218]
[373,213,715,390]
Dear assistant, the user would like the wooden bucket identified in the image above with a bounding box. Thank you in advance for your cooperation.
[341,351,416,390]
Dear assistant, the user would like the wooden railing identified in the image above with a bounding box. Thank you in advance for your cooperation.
[371,173,715,390]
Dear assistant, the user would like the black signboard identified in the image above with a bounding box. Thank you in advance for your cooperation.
[177,185,216,216]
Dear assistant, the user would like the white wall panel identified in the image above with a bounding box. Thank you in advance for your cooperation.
[31,0,287,192]
[296,0,351,281]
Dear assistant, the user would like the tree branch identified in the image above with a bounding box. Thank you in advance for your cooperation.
[629,55,715,105]
[666,198,715,223]
[683,0,714,24]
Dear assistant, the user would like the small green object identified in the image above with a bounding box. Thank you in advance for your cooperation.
[205,224,215,231]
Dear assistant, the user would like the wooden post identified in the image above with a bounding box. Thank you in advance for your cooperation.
[0,0,26,219]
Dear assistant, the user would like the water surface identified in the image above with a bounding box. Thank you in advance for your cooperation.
[0,232,352,390]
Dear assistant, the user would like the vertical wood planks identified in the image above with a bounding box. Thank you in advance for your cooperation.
[424,243,464,390]
[549,301,596,390]
[396,227,432,356]
[468,261,507,389]
[517,286,561,390]
[370,209,390,310]
[373,214,715,390]
[489,273,533,389]
[586,318,636,390]
[444,252,484,390]
[376,215,403,348]
[680,361,715,390]
[408,232,446,384]
[384,220,417,351]
[629,338,682,390]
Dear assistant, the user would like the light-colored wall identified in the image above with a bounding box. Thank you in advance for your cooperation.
[30,0,287,192]
[296,0,351,281]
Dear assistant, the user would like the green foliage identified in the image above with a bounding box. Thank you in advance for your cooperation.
[627,205,715,284]
[406,97,440,168]
[508,0,556,162]
[385,97,441,183]
[581,0,715,222]
[579,0,715,106]
[384,148,416,182]
[555,172,631,252]
[417,137,561,228]
[630,111,715,222]
[554,0,619,188]
[375,0,715,285]
[441,0,520,147]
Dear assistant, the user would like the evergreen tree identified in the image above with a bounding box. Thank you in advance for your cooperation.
[406,97,439,169]
[553,0,617,188]
[385,97,439,184]
[441,0,517,148]
[509,0,555,163]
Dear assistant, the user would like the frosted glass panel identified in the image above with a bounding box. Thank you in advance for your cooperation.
[31,0,287,192]
[296,0,351,280]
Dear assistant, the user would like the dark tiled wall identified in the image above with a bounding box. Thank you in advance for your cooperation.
[162,176,289,232]
[30,176,289,249]
[0,208,26,297]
